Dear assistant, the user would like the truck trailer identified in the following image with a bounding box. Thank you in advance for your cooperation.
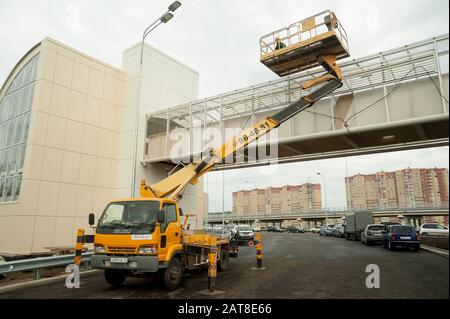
[344,212,374,241]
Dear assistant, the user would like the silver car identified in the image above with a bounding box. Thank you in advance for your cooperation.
[234,225,255,240]
[361,224,386,245]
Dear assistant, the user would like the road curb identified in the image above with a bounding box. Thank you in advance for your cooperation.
[0,269,100,295]
[421,245,449,258]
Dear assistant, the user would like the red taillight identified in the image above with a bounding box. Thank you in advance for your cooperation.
[416,234,421,241]
[391,234,396,241]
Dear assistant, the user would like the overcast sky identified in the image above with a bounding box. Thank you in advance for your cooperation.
[0,0,449,97]
[0,0,448,211]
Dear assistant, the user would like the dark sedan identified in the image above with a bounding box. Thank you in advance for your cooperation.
[287,226,305,233]
[267,226,284,233]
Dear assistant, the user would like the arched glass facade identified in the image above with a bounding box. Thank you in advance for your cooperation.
[0,54,39,202]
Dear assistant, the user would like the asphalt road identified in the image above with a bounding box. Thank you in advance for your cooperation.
[1,233,448,299]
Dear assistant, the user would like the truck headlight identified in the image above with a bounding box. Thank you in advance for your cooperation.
[138,245,158,255]
[94,244,106,254]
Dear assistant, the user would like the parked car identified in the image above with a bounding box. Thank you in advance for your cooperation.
[234,225,255,240]
[325,225,335,236]
[419,223,449,237]
[319,224,334,236]
[332,224,345,238]
[267,226,284,233]
[361,224,386,245]
[383,225,421,251]
[311,226,322,234]
[287,226,305,233]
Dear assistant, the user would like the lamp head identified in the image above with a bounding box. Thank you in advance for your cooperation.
[168,1,182,12]
[161,12,174,23]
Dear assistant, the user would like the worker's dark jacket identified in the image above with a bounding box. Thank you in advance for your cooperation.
[275,42,286,50]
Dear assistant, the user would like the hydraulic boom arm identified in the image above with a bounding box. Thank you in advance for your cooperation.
[140,55,343,201]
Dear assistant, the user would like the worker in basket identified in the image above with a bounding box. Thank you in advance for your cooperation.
[324,12,338,31]
[275,37,286,50]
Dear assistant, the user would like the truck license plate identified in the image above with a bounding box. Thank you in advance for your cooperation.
[400,236,411,240]
[110,257,128,264]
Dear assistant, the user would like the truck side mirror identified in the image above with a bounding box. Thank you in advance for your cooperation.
[88,213,95,226]
[157,210,165,224]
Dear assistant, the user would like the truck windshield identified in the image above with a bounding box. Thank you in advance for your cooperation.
[98,201,160,228]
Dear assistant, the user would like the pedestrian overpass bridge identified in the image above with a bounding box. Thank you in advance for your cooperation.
[143,35,449,170]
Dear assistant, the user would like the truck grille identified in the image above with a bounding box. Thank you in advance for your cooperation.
[107,246,137,254]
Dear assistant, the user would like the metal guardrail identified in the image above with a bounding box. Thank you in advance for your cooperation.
[0,252,94,280]
[421,236,449,251]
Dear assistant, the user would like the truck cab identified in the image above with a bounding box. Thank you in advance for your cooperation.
[90,198,185,289]
[89,198,231,290]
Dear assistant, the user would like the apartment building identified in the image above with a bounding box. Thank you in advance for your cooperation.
[346,168,449,210]
[232,183,322,215]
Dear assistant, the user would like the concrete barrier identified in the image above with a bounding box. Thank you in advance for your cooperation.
[421,236,449,250]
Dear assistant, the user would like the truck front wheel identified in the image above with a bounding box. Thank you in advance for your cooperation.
[162,258,182,290]
[104,269,126,287]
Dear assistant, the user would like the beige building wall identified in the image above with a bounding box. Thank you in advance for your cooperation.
[0,38,125,254]
[0,38,202,255]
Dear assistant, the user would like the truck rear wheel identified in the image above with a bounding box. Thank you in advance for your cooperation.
[162,258,182,290]
[218,249,229,272]
[104,269,126,287]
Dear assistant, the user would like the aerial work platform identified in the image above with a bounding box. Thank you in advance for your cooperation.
[260,10,350,77]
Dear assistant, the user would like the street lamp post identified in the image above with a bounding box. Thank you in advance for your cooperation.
[245,180,258,226]
[317,173,328,225]
[140,1,181,65]
[131,1,182,197]
[345,157,352,214]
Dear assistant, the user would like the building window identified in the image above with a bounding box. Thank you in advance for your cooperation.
[0,54,39,202]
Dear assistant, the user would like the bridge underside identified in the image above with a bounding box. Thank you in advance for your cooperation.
[216,114,449,170]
